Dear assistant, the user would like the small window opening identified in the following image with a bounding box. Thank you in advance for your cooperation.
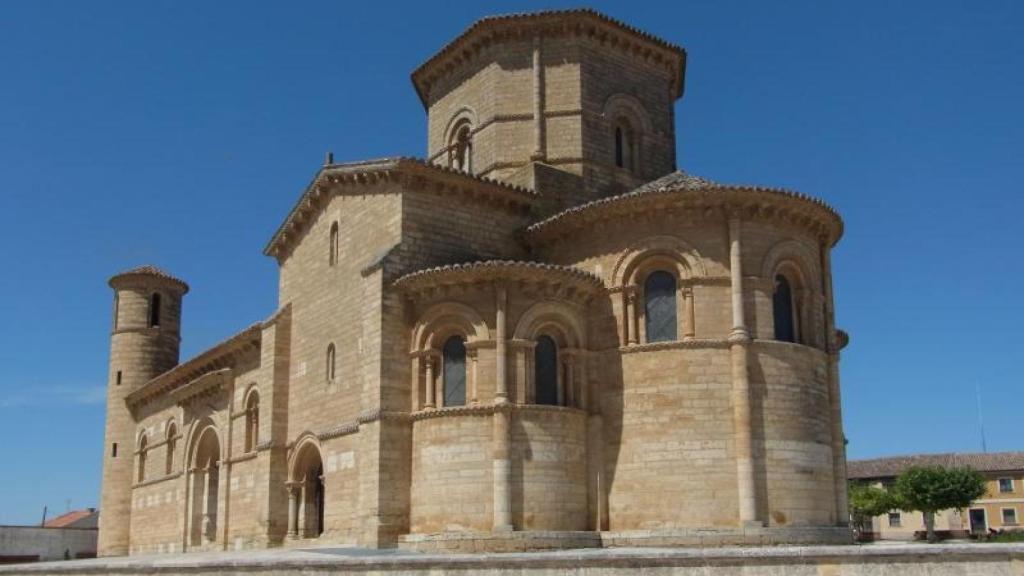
[112,443,118,458]
[448,121,473,173]
[149,293,162,328]
[116,371,122,386]
[773,275,796,343]
[326,343,336,383]
[329,222,339,267]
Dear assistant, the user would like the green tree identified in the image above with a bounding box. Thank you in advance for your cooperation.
[893,466,987,542]
[849,482,898,534]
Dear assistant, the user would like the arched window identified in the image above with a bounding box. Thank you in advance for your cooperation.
[449,122,472,173]
[328,222,339,267]
[534,335,559,406]
[644,271,677,343]
[442,335,466,407]
[773,274,797,343]
[613,119,635,171]
[244,391,259,452]
[137,433,148,483]
[149,293,161,327]
[325,344,336,383]
[165,422,177,475]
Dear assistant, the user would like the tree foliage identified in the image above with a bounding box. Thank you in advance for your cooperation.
[893,466,987,542]
[849,483,897,519]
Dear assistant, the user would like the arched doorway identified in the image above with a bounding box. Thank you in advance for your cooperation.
[288,440,325,539]
[187,425,221,547]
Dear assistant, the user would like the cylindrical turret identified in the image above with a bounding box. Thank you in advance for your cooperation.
[98,265,188,556]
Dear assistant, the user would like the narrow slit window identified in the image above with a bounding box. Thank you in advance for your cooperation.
[116,371,122,386]
[149,293,162,328]
[442,336,466,407]
[329,222,339,267]
[773,275,796,343]
[535,335,558,406]
[326,344,336,383]
[644,271,677,343]
[112,443,118,458]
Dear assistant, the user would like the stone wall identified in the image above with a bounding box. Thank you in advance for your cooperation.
[5,544,1023,575]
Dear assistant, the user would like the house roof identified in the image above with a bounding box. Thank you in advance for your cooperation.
[108,265,189,293]
[411,8,687,107]
[524,170,844,247]
[848,452,1024,480]
[263,157,535,262]
[43,508,97,528]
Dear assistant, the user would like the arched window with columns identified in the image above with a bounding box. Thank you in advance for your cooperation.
[613,118,636,171]
[442,335,467,407]
[644,270,677,343]
[773,274,798,343]
[534,335,559,406]
[448,120,473,173]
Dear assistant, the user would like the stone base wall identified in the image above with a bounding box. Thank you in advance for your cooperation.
[5,543,1023,575]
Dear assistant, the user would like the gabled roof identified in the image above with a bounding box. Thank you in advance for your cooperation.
[263,157,535,262]
[848,452,1024,480]
[525,170,843,247]
[411,8,687,107]
[43,509,98,529]
[108,265,189,293]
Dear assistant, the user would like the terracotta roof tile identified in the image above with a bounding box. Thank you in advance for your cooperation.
[44,509,97,528]
[525,170,843,245]
[108,265,189,293]
[848,452,1024,480]
[393,260,604,290]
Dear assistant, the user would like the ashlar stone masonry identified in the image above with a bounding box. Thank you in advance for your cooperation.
[97,8,851,557]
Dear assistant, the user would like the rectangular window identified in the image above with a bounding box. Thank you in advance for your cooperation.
[116,371,122,386]
[1003,508,1018,525]
[999,478,1014,493]
[111,443,118,458]
[888,512,902,527]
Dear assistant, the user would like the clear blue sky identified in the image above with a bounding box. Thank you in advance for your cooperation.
[0,1,1021,525]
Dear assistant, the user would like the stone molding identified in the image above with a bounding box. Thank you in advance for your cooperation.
[131,471,182,490]
[263,157,536,262]
[394,260,604,303]
[525,178,843,248]
[411,9,686,107]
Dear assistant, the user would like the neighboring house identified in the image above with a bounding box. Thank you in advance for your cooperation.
[849,453,1024,540]
[0,509,98,564]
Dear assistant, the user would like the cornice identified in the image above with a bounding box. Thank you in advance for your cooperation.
[393,260,605,303]
[411,9,687,108]
[263,157,536,263]
[125,325,261,409]
[525,175,843,248]
[109,265,189,294]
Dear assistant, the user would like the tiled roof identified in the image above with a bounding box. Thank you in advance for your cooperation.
[848,452,1024,480]
[108,265,189,293]
[44,508,97,528]
[411,8,687,107]
[525,170,843,244]
[263,157,535,260]
[393,260,604,290]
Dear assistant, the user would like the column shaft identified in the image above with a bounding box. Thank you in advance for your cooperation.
[728,216,760,526]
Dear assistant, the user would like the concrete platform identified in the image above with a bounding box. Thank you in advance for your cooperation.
[2,542,1024,575]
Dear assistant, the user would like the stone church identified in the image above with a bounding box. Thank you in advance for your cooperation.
[98,9,850,556]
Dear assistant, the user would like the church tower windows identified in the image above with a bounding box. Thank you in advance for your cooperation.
[149,293,161,328]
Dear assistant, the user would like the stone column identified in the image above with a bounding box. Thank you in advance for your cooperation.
[564,355,575,408]
[626,287,639,345]
[286,482,300,538]
[424,355,435,409]
[531,35,546,161]
[469,349,479,405]
[410,356,421,410]
[728,215,761,527]
[684,286,696,340]
[493,284,513,531]
[821,242,849,525]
